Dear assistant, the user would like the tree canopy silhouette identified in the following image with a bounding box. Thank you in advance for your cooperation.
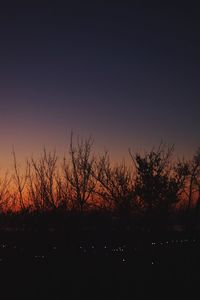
[130,144,182,228]
[0,136,199,231]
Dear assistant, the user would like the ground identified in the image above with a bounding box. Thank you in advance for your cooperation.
[0,230,199,299]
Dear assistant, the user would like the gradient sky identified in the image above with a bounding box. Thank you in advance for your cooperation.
[0,1,200,170]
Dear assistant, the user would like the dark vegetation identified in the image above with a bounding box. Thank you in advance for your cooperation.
[0,135,200,299]
[0,135,199,231]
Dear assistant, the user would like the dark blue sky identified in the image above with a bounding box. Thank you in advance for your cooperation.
[0,1,199,168]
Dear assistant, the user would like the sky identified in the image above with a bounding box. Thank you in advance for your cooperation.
[0,1,200,170]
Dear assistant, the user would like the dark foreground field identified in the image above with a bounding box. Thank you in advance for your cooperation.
[0,230,199,299]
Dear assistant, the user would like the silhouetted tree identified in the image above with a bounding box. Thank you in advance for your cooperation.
[175,149,200,228]
[130,144,180,229]
[63,134,96,213]
[194,149,200,217]
[12,149,28,211]
[178,149,200,227]
[0,172,11,211]
[28,149,58,210]
[187,149,200,212]
[95,152,135,217]
[54,169,71,211]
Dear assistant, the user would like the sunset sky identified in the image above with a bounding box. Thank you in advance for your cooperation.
[0,1,199,170]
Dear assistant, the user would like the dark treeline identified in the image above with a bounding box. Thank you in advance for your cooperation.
[0,134,200,232]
